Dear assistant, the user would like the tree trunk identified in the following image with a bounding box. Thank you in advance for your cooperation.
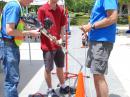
[119,4,123,16]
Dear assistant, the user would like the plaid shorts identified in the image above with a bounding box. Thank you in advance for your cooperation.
[86,41,113,75]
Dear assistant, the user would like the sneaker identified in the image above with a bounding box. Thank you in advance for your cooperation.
[68,32,71,35]
[47,89,59,97]
[59,86,76,94]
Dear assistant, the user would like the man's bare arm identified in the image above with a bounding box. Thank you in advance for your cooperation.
[61,25,66,40]
[6,23,40,36]
[80,10,118,33]
[94,10,118,29]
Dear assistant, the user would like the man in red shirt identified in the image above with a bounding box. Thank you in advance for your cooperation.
[37,0,73,96]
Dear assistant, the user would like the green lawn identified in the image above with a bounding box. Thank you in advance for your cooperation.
[70,12,90,25]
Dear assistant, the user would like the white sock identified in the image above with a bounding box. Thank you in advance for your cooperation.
[48,88,52,91]
[61,84,66,88]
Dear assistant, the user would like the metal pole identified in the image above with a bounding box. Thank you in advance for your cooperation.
[25,6,32,65]
[28,36,32,65]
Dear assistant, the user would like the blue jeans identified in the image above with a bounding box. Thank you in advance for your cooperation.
[0,39,4,72]
[1,40,20,97]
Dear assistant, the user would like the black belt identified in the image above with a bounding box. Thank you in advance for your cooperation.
[3,38,14,41]
[1,38,14,44]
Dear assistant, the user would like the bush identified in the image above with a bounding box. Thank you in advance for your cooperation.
[117,16,128,24]
[70,14,90,25]
[70,17,77,25]
[74,12,85,17]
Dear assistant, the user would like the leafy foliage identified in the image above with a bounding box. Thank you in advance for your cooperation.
[119,0,130,3]
[65,0,94,13]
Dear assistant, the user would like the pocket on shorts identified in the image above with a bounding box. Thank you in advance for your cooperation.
[92,59,108,74]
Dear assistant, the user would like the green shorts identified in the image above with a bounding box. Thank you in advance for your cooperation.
[86,41,113,75]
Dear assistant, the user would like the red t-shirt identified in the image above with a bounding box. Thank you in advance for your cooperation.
[37,3,66,51]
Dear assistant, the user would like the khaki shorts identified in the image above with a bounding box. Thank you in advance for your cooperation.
[86,41,113,75]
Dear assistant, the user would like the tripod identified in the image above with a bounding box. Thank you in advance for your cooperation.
[61,32,90,89]
[64,32,80,80]
[51,31,90,97]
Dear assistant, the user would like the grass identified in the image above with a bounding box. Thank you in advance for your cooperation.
[69,12,90,25]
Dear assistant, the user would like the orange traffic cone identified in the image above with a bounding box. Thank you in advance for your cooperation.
[75,72,85,97]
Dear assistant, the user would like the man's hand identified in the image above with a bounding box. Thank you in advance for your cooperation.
[57,38,63,45]
[28,29,40,37]
[56,38,66,47]
[80,23,91,33]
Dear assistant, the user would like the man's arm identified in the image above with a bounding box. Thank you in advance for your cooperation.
[61,25,66,40]
[93,10,118,29]
[57,25,66,45]
[6,23,39,36]
[81,10,118,33]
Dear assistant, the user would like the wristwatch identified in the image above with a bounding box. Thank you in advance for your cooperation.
[91,24,95,29]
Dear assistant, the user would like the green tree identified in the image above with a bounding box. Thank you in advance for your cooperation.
[65,0,94,13]
[119,0,130,29]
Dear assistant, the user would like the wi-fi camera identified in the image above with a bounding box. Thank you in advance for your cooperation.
[44,18,53,30]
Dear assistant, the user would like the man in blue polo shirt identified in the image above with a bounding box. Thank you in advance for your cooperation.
[0,0,40,97]
[81,0,118,97]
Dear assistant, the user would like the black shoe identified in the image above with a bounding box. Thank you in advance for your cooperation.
[47,89,59,97]
[68,32,71,35]
[59,86,76,94]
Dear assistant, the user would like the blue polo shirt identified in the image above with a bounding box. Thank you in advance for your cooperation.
[89,0,118,43]
[1,1,21,39]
